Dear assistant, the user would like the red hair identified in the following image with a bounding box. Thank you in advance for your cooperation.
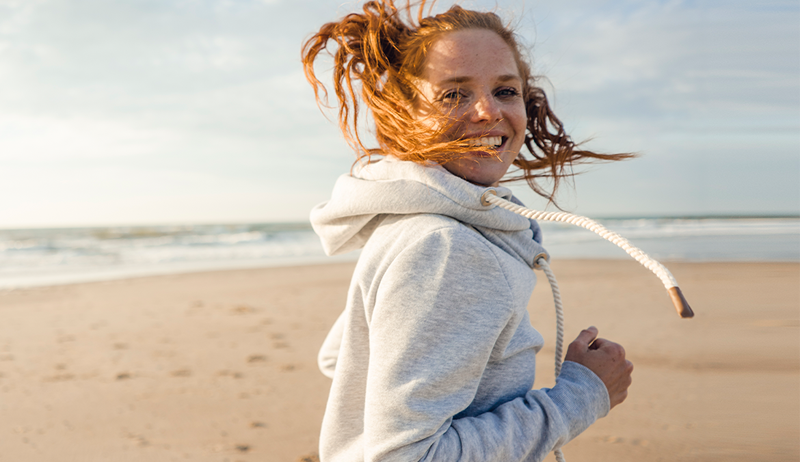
[302,1,632,202]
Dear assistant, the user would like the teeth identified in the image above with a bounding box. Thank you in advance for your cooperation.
[460,136,503,148]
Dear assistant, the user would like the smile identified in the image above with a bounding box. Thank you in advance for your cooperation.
[458,136,505,149]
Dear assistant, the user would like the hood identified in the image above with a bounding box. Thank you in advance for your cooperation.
[310,157,547,267]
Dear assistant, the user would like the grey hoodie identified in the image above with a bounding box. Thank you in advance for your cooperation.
[311,157,609,462]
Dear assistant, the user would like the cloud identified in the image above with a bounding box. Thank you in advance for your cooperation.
[0,0,797,226]
[0,0,350,164]
[522,0,799,131]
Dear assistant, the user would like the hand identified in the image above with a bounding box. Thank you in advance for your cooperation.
[564,326,633,409]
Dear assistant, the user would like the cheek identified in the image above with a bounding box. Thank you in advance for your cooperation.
[439,117,468,141]
[511,105,528,134]
[416,106,468,140]
[500,104,527,148]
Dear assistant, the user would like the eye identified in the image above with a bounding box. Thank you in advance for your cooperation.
[495,87,520,99]
[440,89,465,104]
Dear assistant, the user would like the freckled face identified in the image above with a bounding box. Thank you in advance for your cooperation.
[416,29,528,187]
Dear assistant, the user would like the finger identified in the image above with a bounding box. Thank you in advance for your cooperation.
[573,326,599,347]
[590,338,625,357]
[588,337,608,350]
[588,336,612,351]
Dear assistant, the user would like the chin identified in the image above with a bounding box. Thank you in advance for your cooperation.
[448,168,505,187]
[443,156,512,187]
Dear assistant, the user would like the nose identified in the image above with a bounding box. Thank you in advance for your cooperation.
[470,93,501,123]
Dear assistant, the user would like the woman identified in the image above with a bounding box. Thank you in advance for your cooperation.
[302,2,634,461]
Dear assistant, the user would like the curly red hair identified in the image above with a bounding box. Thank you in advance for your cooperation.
[302,0,632,202]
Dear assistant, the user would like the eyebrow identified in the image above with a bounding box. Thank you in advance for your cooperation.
[436,74,522,86]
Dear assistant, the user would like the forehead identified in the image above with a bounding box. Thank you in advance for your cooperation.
[421,29,520,84]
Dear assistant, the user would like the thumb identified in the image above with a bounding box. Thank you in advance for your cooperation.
[572,326,599,348]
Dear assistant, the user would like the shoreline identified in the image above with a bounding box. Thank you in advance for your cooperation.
[4,216,797,291]
[0,254,360,291]
[3,255,797,292]
[0,260,797,461]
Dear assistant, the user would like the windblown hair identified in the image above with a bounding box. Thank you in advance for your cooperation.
[301,0,633,202]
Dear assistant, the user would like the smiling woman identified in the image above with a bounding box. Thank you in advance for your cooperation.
[301,2,634,461]
[414,28,528,186]
[302,0,631,201]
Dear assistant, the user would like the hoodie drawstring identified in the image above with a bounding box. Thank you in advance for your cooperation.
[481,189,695,462]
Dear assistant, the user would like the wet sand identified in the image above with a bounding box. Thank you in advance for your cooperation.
[0,260,797,461]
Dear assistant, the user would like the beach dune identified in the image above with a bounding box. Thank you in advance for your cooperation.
[0,260,797,461]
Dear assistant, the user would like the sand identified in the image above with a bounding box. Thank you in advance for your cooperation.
[0,260,797,462]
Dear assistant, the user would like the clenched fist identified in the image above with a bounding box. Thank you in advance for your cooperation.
[564,326,633,409]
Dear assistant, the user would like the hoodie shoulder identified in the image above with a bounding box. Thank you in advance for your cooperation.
[372,213,479,248]
[366,213,519,282]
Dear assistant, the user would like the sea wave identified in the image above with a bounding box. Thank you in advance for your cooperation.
[0,217,796,289]
[539,217,799,244]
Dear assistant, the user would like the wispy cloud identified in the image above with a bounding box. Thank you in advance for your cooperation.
[0,0,797,226]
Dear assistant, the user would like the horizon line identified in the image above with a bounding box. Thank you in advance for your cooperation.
[1,213,799,231]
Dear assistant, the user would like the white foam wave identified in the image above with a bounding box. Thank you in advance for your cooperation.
[540,218,799,244]
[0,218,796,289]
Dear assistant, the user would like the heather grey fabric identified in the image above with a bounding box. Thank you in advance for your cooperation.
[311,157,610,462]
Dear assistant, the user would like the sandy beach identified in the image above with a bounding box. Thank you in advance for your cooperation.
[0,260,797,462]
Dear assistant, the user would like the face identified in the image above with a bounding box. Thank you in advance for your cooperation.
[415,28,527,187]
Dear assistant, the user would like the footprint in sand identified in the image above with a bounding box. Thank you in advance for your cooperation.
[217,370,244,378]
[125,433,149,447]
[247,354,267,363]
[170,369,192,377]
[601,436,623,444]
[270,333,290,349]
[44,373,74,382]
[231,305,256,315]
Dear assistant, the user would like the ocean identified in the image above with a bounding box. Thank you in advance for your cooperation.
[0,217,797,289]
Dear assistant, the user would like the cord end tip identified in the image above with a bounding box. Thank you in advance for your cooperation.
[668,287,694,318]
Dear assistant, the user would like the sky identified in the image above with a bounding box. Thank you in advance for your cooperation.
[0,0,798,227]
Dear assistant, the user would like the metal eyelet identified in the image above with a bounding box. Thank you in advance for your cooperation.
[532,253,549,270]
[480,189,497,206]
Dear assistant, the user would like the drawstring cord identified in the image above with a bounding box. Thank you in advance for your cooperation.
[535,257,567,462]
[480,189,693,319]
[480,189,694,462]
[535,257,565,378]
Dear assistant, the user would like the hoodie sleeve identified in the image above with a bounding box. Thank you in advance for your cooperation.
[318,309,345,379]
[362,227,609,462]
